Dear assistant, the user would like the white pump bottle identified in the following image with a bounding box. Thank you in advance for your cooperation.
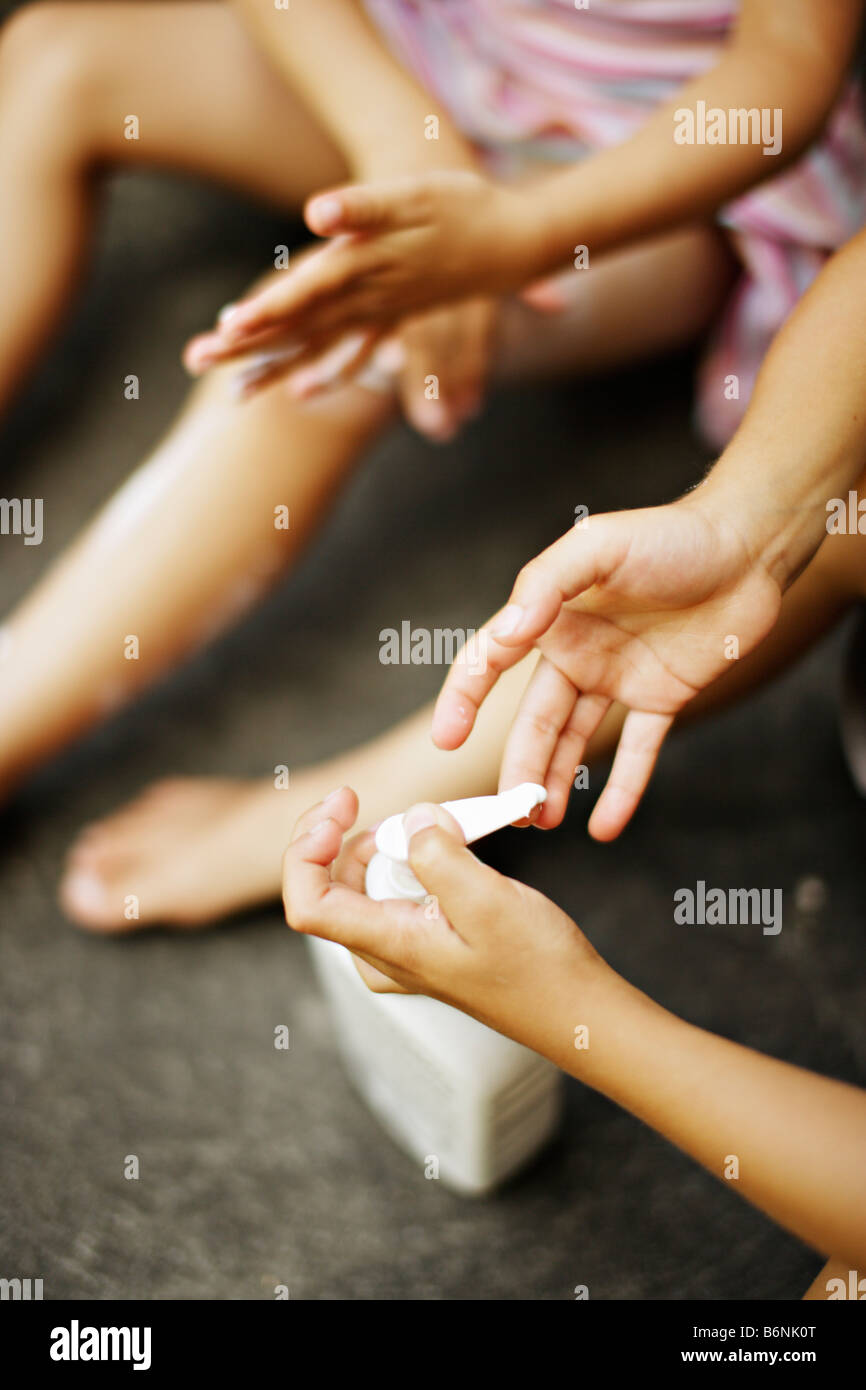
[306,783,564,1195]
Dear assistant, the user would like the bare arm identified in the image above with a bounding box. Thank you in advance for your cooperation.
[282,790,866,1271]
[429,224,866,837]
[692,225,866,589]
[529,0,865,273]
[232,0,476,175]
[210,0,864,359]
[226,1,496,440]
[563,971,866,1269]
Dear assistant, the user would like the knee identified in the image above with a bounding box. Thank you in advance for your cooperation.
[0,4,104,156]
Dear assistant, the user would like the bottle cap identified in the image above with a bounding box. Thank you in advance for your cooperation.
[374,782,547,863]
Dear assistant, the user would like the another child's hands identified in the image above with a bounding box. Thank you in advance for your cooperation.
[209,170,535,347]
[185,271,495,443]
[282,786,602,1050]
[183,170,536,439]
[433,497,783,839]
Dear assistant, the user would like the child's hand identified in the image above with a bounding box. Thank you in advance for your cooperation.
[266,297,496,443]
[211,170,536,351]
[386,299,495,442]
[183,169,532,440]
[433,497,783,839]
[282,787,603,1050]
[183,256,496,442]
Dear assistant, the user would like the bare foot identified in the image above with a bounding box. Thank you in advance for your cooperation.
[59,777,304,931]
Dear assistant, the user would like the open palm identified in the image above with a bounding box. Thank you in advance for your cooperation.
[432,499,783,838]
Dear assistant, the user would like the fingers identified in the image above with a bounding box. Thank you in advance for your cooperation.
[489,519,628,649]
[217,236,385,344]
[333,828,377,894]
[432,520,627,751]
[498,657,579,803]
[283,790,423,966]
[449,300,492,424]
[350,952,410,995]
[186,322,385,400]
[540,693,611,828]
[283,328,381,400]
[403,802,464,845]
[283,786,362,924]
[403,803,502,930]
[497,656,611,828]
[396,302,491,441]
[398,319,458,442]
[588,709,674,841]
[305,178,432,237]
[519,277,569,313]
[184,323,304,376]
[289,785,359,844]
[231,341,314,398]
[431,622,534,750]
[283,836,414,955]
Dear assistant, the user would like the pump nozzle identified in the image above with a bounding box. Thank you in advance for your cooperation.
[374,782,547,863]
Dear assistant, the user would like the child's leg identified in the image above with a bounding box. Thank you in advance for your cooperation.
[494,222,737,382]
[0,0,392,790]
[44,221,734,928]
[60,655,539,929]
[0,365,394,794]
[61,514,866,930]
[0,0,347,415]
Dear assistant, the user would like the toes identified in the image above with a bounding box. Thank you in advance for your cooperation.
[58,864,134,933]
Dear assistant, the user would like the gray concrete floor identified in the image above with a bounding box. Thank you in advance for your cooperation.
[1,173,864,1300]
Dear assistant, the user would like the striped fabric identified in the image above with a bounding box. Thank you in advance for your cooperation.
[363,0,866,445]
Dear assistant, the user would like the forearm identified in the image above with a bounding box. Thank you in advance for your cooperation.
[232,0,476,174]
[687,228,866,588]
[523,1,862,278]
[537,963,866,1265]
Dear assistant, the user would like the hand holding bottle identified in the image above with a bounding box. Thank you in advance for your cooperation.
[284,785,866,1271]
[282,785,602,1040]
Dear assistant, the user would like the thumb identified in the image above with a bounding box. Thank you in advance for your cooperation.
[305,178,431,236]
[490,515,626,647]
[404,803,503,925]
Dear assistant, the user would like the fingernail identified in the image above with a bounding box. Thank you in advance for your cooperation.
[377,338,406,373]
[415,400,455,441]
[323,786,345,803]
[311,816,336,838]
[186,353,216,377]
[66,871,107,912]
[288,369,319,398]
[403,805,439,839]
[220,306,255,340]
[492,604,524,638]
[232,345,306,397]
[308,196,342,231]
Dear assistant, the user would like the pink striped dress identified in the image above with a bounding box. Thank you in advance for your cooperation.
[363,0,866,447]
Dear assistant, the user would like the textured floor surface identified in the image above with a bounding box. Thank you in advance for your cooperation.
[1,171,864,1301]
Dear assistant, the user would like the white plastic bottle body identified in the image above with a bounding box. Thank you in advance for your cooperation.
[306,934,562,1195]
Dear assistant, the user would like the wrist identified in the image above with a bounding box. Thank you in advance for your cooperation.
[554,963,684,1108]
[503,183,569,284]
[520,950,630,1080]
[686,445,831,590]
